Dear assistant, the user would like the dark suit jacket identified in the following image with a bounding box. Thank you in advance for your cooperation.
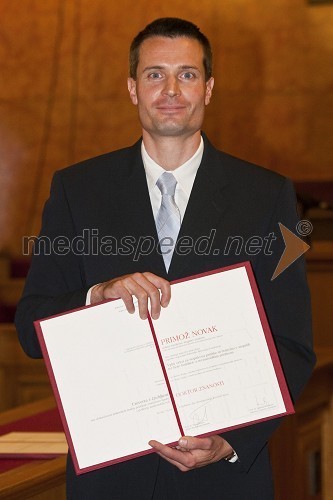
[15,135,315,499]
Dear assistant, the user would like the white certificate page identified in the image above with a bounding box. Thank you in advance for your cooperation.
[152,265,289,437]
[38,300,180,472]
[37,263,292,473]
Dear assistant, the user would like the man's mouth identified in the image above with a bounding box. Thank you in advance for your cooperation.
[155,105,186,113]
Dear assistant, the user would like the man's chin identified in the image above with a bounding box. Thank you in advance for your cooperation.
[150,122,193,137]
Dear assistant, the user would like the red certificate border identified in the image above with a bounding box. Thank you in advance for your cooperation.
[34,260,294,475]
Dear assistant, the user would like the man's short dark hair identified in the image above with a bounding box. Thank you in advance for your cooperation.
[129,17,212,81]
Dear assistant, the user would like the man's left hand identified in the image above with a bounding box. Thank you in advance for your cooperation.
[148,435,234,472]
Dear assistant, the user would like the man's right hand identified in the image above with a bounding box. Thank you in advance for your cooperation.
[90,272,171,320]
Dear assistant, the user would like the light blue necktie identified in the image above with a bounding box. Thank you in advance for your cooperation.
[156,172,181,271]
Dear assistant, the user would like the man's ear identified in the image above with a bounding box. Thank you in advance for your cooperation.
[205,77,214,105]
[127,78,138,105]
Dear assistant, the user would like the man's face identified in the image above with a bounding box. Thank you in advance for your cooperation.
[128,36,214,139]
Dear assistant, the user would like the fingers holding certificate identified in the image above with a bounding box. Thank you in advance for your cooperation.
[90,271,171,319]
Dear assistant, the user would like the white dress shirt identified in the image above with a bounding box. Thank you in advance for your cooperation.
[141,137,204,223]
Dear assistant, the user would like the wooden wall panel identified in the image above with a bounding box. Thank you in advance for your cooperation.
[0,0,333,254]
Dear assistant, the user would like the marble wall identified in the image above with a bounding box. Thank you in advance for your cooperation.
[0,0,333,254]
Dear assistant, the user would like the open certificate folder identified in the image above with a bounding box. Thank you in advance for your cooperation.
[35,262,294,474]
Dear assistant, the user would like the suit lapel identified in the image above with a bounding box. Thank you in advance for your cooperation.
[114,140,167,277]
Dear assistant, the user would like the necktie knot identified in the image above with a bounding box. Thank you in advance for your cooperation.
[156,172,177,197]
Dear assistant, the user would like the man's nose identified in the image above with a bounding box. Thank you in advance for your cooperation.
[162,76,181,97]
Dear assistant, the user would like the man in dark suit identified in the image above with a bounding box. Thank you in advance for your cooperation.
[15,18,315,499]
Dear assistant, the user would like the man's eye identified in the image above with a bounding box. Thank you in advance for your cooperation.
[148,72,162,79]
[181,72,194,80]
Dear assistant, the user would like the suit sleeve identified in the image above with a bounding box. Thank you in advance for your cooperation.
[15,171,90,359]
[221,177,316,472]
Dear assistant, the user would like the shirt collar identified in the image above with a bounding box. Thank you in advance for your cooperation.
[141,136,204,198]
